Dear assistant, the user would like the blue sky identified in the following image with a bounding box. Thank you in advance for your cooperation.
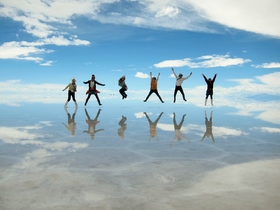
[0,0,280,110]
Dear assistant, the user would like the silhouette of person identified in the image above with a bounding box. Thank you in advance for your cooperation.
[84,74,105,106]
[62,107,78,136]
[144,112,164,141]
[170,113,190,147]
[83,108,104,139]
[172,68,192,103]
[143,72,164,103]
[200,110,215,142]
[118,115,127,140]
[118,76,128,99]
[202,73,217,106]
[62,78,78,107]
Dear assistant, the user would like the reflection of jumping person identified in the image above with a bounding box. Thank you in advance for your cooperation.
[202,73,217,106]
[170,113,190,147]
[172,68,192,103]
[143,72,164,103]
[201,111,215,142]
[118,76,127,99]
[62,107,78,136]
[84,75,105,106]
[62,78,78,107]
[83,108,104,140]
[144,112,164,141]
[118,115,127,140]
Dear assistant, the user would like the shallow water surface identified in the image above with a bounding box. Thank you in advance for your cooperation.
[0,102,279,210]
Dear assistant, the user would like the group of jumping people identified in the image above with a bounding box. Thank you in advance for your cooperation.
[62,68,217,107]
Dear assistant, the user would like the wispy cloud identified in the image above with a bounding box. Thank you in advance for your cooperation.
[0,0,279,65]
[253,62,280,69]
[154,54,251,68]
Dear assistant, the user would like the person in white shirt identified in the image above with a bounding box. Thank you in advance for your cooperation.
[172,68,192,103]
[62,78,78,107]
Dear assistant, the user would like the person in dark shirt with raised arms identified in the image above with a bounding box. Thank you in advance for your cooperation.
[202,73,217,106]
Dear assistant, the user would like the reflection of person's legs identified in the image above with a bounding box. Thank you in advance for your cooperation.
[94,109,102,120]
[144,90,153,102]
[84,108,91,120]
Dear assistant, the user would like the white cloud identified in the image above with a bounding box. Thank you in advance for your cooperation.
[187,0,280,38]
[255,127,280,134]
[155,6,180,18]
[135,72,149,78]
[253,62,280,69]
[154,54,251,68]
[0,41,45,61]
[40,60,55,66]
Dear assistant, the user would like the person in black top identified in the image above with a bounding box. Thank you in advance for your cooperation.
[202,73,217,106]
[84,75,105,106]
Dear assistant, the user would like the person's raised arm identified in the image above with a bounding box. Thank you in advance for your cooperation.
[212,74,217,82]
[202,74,207,82]
[172,68,177,78]
[157,72,160,81]
[184,72,192,80]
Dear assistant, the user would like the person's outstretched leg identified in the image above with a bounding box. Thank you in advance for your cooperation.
[95,94,102,106]
[173,87,178,103]
[155,90,164,103]
[178,87,186,101]
[144,90,153,102]
[205,95,209,106]
[85,94,91,106]
[210,95,213,106]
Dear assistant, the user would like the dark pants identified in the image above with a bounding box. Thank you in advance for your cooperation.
[144,89,163,102]
[119,88,127,98]
[174,86,186,101]
[67,91,76,102]
[206,89,213,99]
[85,93,101,105]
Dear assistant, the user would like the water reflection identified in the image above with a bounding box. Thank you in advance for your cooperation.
[62,107,78,136]
[170,113,190,147]
[83,108,104,139]
[144,112,164,141]
[200,110,215,142]
[118,115,127,140]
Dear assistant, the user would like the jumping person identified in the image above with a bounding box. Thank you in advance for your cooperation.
[118,76,127,99]
[84,74,105,106]
[143,72,164,103]
[172,68,192,103]
[62,78,78,107]
[202,73,217,106]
